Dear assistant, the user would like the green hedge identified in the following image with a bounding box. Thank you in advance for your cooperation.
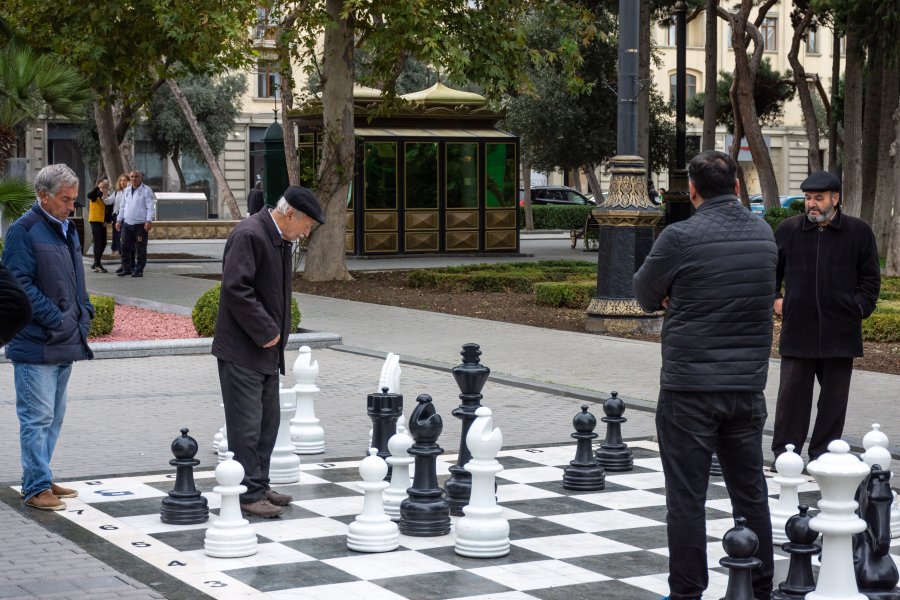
[192,284,301,337]
[763,206,804,232]
[518,205,594,230]
[882,277,900,294]
[534,281,596,308]
[407,261,597,294]
[88,295,115,337]
[863,312,900,342]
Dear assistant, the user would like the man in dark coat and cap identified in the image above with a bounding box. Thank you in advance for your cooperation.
[771,171,881,463]
[212,185,324,518]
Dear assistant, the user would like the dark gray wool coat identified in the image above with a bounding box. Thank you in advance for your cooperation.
[634,194,777,392]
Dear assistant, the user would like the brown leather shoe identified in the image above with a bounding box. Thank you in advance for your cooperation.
[25,489,66,511]
[240,499,283,518]
[264,488,293,506]
[51,483,78,498]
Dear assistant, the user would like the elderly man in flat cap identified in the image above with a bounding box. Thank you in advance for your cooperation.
[771,171,880,464]
[212,185,324,518]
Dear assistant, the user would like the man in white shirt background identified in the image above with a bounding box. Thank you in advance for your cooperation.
[115,170,157,278]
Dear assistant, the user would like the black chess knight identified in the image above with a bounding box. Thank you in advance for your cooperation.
[160,428,209,525]
[399,394,451,536]
[853,465,900,599]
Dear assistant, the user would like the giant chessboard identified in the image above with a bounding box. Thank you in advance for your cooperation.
[7,441,843,600]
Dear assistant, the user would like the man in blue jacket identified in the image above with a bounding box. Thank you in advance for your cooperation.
[634,151,777,600]
[2,163,94,511]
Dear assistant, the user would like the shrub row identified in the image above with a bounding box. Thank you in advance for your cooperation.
[534,281,596,308]
[88,295,115,337]
[191,284,301,337]
[882,277,900,294]
[407,261,596,294]
[763,206,804,233]
[518,205,593,230]
[862,312,900,342]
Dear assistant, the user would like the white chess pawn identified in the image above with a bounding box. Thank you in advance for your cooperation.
[861,424,900,538]
[217,436,229,464]
[269,386,301,483]
[291,346,325,454]
[806,440,870,600]
[347,448,399,553]
[771,444,807,545]
[863,423,890,452]
[204,452,258,558]
[455,406,510,558]
[384,419,413,521]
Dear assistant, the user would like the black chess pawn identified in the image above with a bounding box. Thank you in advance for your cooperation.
[720,516,761,600]
[773,505,821,600]
[367,386,403,480]
[399,394,451,536]
[444,343,490,516]
[710,452,723,477]
[563,405,605,491]
[594,391,633,471]
[160,428,209,525]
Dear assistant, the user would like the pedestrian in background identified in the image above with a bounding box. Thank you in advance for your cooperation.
[247,180,265,216]
[1,163,94,511]
[115,169,156,278]
[87,177,113,273]
[109,173,129,262]
[771,171,881,463]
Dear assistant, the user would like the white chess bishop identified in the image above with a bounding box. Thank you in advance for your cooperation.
[204,452,258,558]
[771,444,806,545]
[291,346,325,454]
[347,448,399,553]
[269,386,301,483]
[454,406,509,558]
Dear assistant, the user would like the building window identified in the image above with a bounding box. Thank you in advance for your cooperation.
[669,73,697,107]
[837,34,845,56]
[363,142,398,210]
[805,28,818,54]
[760,17,777,51]
[725,22,733,49]
[665,19,676,46]
[257,61,280,99]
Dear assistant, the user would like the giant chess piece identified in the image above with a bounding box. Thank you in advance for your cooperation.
[806,439,870,600]
[772,505,822,600]
[212,402,225,454]
[204,452,257,558]
[852,460,900,598]
[384,422,414,522]
[563,405,605,491]
[347,448,400,553]
[367,387,403,479]
[160,428,209,525]
[771,444,807,545]
[216,436,228,464]
[719,517,761,600]
[399,394,451,537]
[594,391,633,471]
[269,386,301,484]
[291,346,325,454]
[862,424,900,539]
[444,343,490,516]
[455,406,509,557]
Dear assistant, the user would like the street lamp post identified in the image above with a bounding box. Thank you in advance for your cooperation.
[584,0,663,335]
[664,0,693,224]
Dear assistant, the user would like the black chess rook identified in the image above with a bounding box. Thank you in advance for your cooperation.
[563,405,605,491]
[594,391,633,471]
[367,386,403,480]
[719,517,761,600]
[773,505,821,600]
[399,394,451,536]
[160,428,209,525]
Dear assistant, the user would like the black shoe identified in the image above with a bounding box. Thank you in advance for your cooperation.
[95,265,108,273]
[115,267,125,274]
[132,271,143,278]
[117,270,132,277]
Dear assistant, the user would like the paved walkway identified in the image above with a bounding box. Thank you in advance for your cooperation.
[0,234,897,598]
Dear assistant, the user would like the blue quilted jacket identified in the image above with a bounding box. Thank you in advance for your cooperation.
[1,203,94,363]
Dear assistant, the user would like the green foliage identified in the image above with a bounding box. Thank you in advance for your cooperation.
[407,261,596,294]
[518,205,594,230]
[862,312,900,342]
[0,174,33,221]
[192,284,301,337]
[88,295,115,338]
[763,206,804,232]
[534,281,595,308]
[687,59,796,132]
[880,291,900,302]
[882,277,900,293]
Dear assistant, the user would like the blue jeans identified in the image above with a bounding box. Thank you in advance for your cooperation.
[14,362,72,500]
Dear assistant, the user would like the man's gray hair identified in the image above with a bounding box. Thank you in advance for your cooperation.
[34,164,79,197]
[274,197,291,215]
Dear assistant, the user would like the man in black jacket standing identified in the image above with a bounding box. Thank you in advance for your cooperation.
[634,151,777,600]
[771,171,880,463]
[212,185,324,518]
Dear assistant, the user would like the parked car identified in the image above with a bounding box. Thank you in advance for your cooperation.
[519,186,596,207]
[780,195,805,209]
[749,195,766,217]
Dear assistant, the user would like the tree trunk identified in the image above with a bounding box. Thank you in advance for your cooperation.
[303,0,354,282]
[841,28,864,216]
[702,0,718,151]
[171,147,187,191]
[860,44,883,224]
[788,7,821,172]
[873,67,899,255]
[94,99,126,187]
[570,168,582,192]
[886,97,900,276]
[276,11,301,187]
[637,0,650,163]
[165,78,241,219]
[728,65,750,206]
[584,165,603,200]
[828,29,841,172]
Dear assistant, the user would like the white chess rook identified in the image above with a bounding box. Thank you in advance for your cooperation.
[455,406,510,558]
[771,444,806,545]
[269,387,301,483]
[290,346,325,454]
[862,424,900,539]
[347,448,399,553]
[204,452,258,558]
[806,439,870,600]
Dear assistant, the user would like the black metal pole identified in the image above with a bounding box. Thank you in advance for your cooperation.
[675,0,687,169]
[617,0,639,156]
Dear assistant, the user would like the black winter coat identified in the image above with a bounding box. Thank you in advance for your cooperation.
[776,209,880,358]
[212,210,293,375]
[634,195,777,391]
[0,262,32,347]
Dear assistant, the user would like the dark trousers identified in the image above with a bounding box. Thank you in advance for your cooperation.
[90,222,107,266]
[217,359,280,503]
[110,213,121,253]
[656,389,773,600]
[771,356,854,461]
[121,223,148,273]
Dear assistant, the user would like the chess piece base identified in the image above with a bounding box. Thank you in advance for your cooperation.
[347,519,399,553]
[594,448,633,471]
[160,497,209,525]
[563,465,606,491]
[454,508,510,558]
[204,522,258,558]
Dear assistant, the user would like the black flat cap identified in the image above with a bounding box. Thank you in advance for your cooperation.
[283,185,325,224]
[800,171,841,192]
